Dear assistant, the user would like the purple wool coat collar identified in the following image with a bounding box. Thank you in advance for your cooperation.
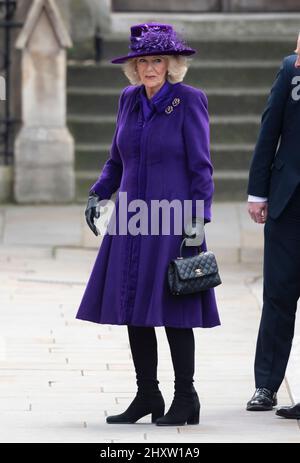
[140,80,172,121]
[132,79,180,115]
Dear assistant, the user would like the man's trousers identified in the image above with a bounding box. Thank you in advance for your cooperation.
[255,184,300,391]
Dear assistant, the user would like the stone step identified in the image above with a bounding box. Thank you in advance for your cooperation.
[67,114,260,145]
[75,169,249,202]
[109,12,300,38]
[68,35,296,61]
[74,143,253,172]
[67,87,269,117]
[100,36,296,62]
[67,60,281,89]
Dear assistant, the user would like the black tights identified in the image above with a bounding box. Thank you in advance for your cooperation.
[127,325,195,393]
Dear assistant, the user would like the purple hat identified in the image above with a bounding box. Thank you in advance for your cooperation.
[111,23,196,64]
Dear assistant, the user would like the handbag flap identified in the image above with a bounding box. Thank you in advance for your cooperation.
[173,251,219,281]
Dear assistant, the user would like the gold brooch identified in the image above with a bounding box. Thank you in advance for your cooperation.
[165,105,174,114]
[172,98,180,106]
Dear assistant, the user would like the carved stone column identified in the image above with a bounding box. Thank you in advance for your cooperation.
[14,0,75,203]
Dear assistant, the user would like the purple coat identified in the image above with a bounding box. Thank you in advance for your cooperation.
[76,80,221,328]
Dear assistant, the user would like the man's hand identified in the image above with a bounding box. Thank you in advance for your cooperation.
[248,201,268,224]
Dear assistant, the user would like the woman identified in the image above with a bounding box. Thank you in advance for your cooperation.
[76,23,220,426]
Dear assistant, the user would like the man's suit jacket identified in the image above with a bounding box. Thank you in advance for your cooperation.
[247,54,300,219]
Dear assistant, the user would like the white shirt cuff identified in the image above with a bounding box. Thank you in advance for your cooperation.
[248,195,268,202]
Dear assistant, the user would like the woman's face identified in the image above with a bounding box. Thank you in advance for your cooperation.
[136,55,168,90]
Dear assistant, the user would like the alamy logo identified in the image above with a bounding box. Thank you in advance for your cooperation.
[94,192,205,245]
[291,76,300,101]
[0,75,5,101]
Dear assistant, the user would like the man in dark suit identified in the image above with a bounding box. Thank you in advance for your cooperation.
[246,46,300,418]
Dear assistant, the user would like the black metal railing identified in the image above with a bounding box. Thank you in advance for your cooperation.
[0,0,22,165]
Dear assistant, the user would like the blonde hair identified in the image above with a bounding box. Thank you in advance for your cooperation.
[122,55,191,85]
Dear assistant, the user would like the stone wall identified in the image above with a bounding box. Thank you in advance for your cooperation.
[61,0,111,42]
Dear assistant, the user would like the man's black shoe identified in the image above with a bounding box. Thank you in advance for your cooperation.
[246,388,277,411]
[276,403,300,419]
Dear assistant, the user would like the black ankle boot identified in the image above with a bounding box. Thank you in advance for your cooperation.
[155,390,200,426]
[106,390,165,424]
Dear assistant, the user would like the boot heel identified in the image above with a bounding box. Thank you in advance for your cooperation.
[186,407,200,425]
[151,405,165,423]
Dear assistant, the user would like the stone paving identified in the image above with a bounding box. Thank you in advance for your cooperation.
[0,203,299,443]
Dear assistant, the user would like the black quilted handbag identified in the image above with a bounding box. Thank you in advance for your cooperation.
[168,237,222,296]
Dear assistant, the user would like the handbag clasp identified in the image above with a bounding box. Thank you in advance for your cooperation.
[195,268,204,275]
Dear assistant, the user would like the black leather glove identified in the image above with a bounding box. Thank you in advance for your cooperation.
[85,191,101,236]
[184,217,205,246]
